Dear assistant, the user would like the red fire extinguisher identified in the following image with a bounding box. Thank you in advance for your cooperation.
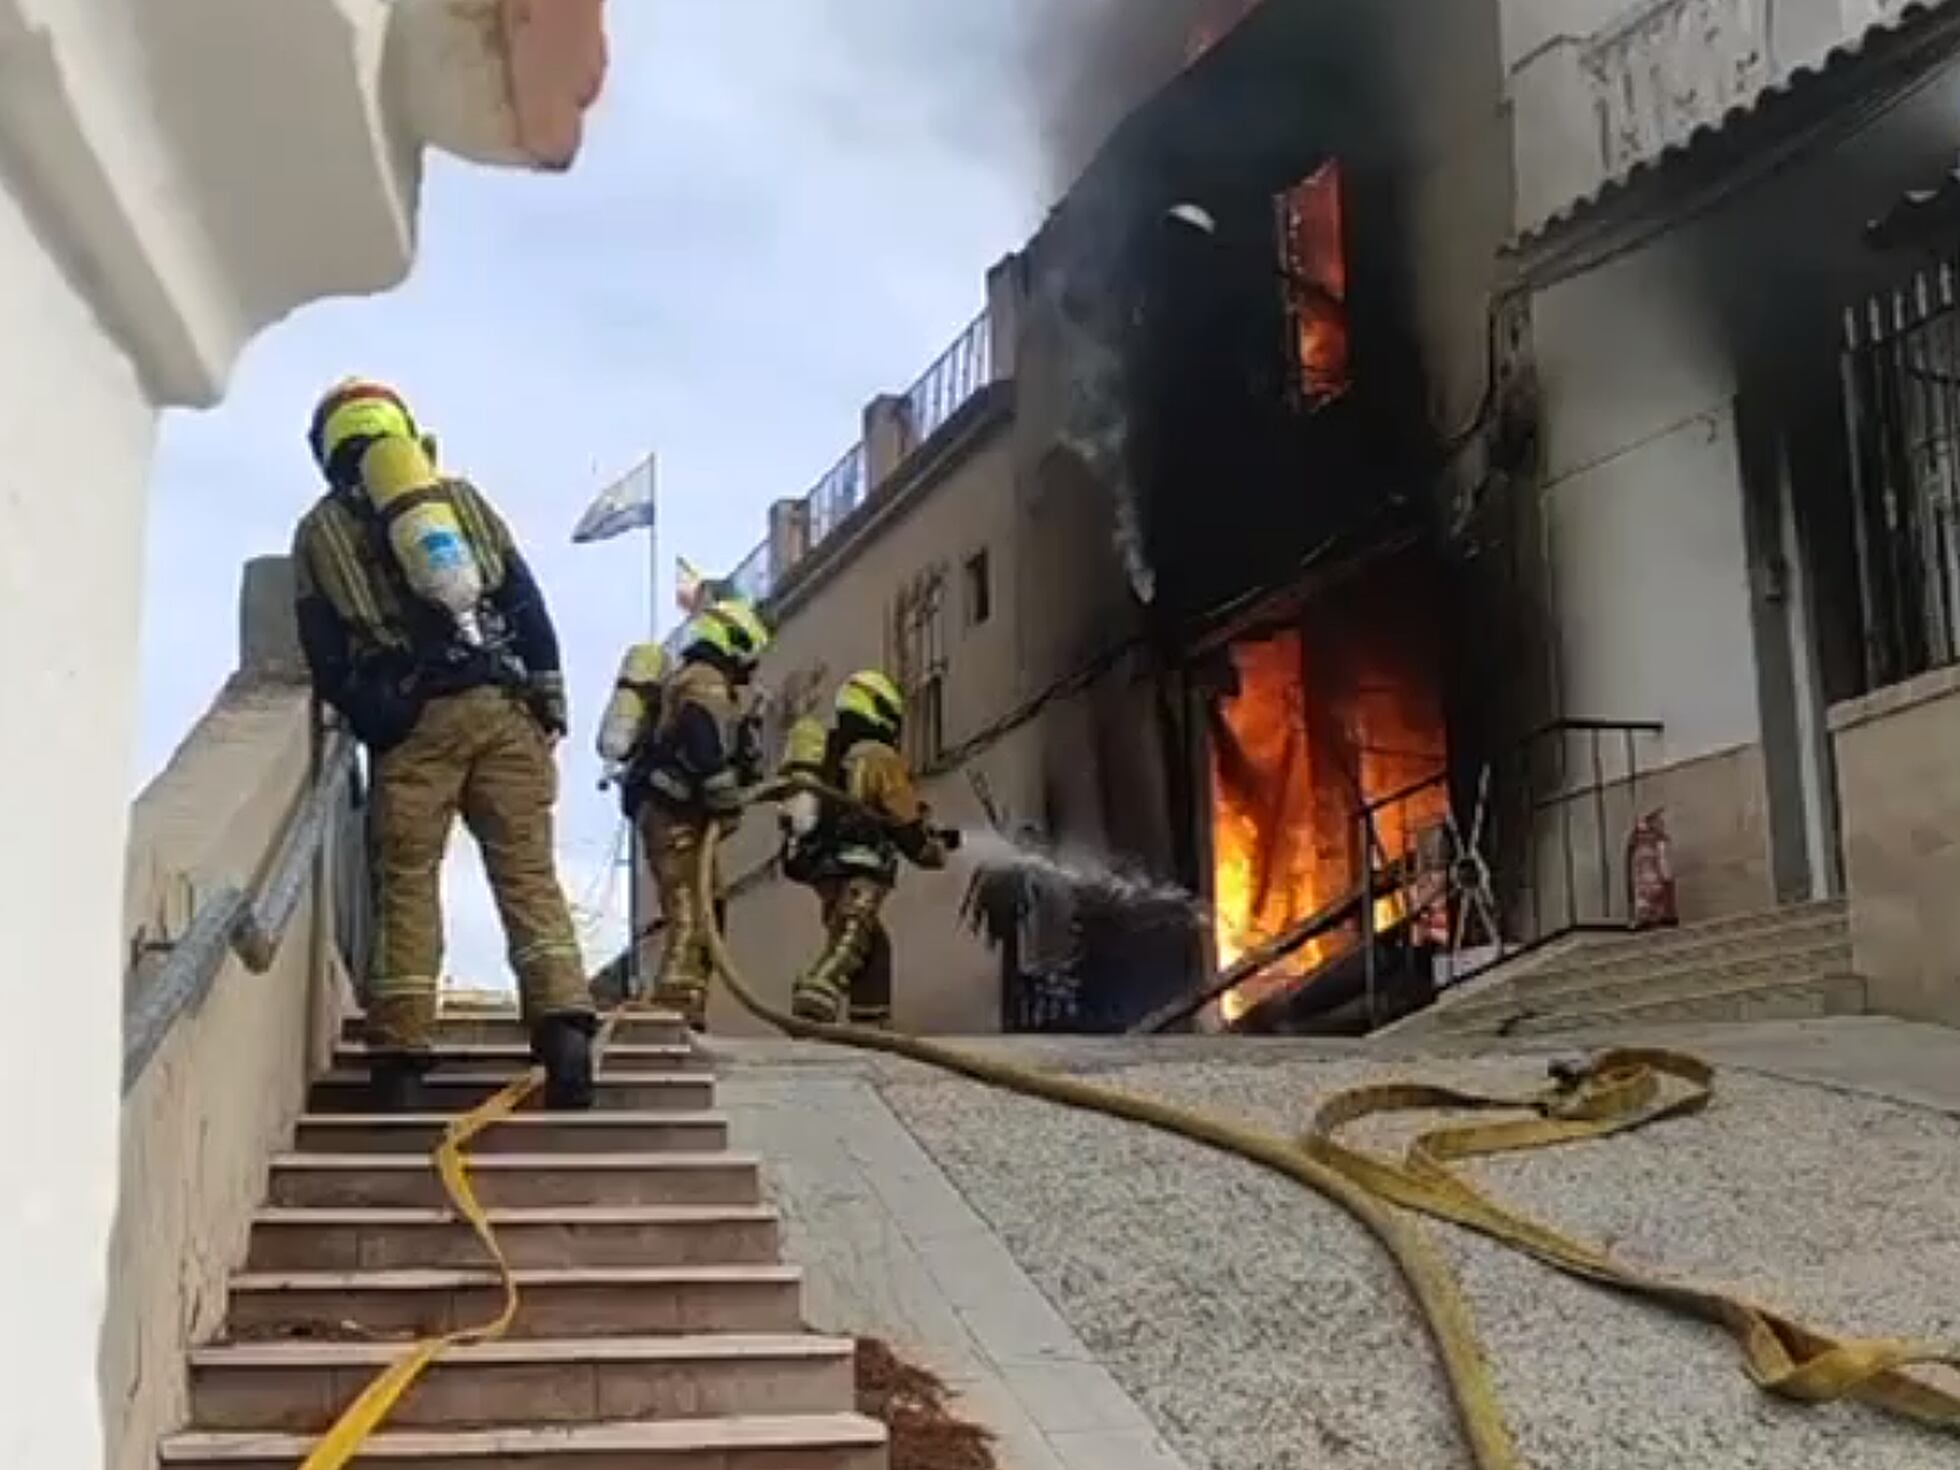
[1626,809,1678,931]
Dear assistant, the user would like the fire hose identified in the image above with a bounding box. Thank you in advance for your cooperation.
[299,774,1960,1470]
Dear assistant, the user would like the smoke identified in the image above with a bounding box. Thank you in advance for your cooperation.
[1011,0,1210,193]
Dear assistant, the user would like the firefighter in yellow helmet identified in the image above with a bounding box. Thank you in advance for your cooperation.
[291,378,596,1110]
[628,597,772,1028]
[791,670,961,1027]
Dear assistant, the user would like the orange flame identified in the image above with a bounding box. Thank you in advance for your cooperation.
[1276,160,1350,407]
[1209,615,1448,1027]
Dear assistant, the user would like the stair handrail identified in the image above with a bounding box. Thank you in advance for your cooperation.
[121,719,360,1093]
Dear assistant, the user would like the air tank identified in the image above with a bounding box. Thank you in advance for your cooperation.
[358,435,488,646]
[598,643,669,765]
[779,714,828,838]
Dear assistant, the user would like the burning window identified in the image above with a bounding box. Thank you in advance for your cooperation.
[1207,590,1448,1025]
[1275,160,1350,408]
[1186,0,1266,63]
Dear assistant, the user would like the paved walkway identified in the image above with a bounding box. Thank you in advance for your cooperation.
[711,1020,1960,1470]
[718,1059,1191,1470]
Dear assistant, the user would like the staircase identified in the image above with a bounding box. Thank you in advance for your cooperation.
[1381,900,1866,1043]
[158,1011,887,1469]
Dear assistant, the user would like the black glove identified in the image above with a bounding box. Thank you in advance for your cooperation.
[527,673,569,739]
[935,826,964,853]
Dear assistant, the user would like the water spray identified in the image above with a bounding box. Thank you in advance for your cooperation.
[957,824,1207,929]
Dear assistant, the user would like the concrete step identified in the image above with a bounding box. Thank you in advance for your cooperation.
[1390,901,1853,1041]
[266,1155,762,1211]
[222,1265,806,1342]
[1495,911,1850,998]
[159,1412,889,1468]
[1529,899,1846,968]
[294,1113,730,1157]
[189,1333,857,1433]
[307,1073,715,1115]
[332,1043,709,1076]
[1431,939,1855,1035]
[343,1013,692,1047]
[1500,973,1867,1037]
[245,1206,781,1273]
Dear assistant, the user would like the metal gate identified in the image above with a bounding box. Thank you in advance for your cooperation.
[1842,262,1960,687]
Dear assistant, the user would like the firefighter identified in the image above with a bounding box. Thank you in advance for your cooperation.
[631,598,772,1028]
[790,670,961,1028]
[292,378,597,1110]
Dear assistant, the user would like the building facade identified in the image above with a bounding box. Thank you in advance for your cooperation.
[1501,0,1960,1023]
[693,0,1519,1035]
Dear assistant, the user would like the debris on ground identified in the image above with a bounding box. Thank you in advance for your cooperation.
[855,1337,997,1470]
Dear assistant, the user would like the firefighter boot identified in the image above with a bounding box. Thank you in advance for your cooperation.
[792,879,884,1025]
[848,923,895,1029]
[533,1012,599,1111]
[368,1055,431,1113]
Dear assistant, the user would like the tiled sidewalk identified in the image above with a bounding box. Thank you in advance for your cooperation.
[718,1064,1190,1470]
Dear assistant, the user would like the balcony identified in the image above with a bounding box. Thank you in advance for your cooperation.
[674,306,998,641]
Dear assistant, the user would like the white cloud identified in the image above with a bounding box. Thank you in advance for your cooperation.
[137,3,1052,996]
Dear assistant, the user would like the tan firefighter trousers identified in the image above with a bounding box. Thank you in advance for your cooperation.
[791,877,894,1027]
[638,808,728,1025]
[367,687,593,1055]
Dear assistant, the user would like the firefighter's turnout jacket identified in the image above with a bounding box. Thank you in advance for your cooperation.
[630,654,759,1025]
[293,478,565,750]
[789,726,948,1027]
[291,477,590,1059]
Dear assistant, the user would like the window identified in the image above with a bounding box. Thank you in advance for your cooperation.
[964,549,993,628]
[888,565,949,768]
[1273,158,1350,409]
[1845,261,1960,687]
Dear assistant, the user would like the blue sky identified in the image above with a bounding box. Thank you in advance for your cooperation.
[135,2,1065,984]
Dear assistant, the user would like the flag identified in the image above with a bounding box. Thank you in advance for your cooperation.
[675,556,707,615]
[571,454,656,544]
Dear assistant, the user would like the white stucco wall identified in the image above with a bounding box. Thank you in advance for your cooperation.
[1531,242,1761,764]
[1501,0,1926,232]
[0,148,158,1470]
[0,1,606,1462]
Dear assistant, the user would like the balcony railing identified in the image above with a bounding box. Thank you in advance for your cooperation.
[686,309,994,620]
[905,310,993,451]
[807,442,870,544]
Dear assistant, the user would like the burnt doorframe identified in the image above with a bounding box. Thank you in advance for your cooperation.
[1733,353,1857,903]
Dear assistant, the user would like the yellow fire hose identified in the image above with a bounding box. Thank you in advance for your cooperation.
[299,784,1960,1470]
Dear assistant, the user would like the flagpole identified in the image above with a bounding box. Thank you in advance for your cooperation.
[628,454,656,1001]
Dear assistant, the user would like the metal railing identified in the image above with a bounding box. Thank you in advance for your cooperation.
[1348,718,1664,1029]
[904,310,992,449]
[692,309,993,613]
[1507,718,1666,942]
[122,724,362,1092]
[1843,260,1960,689]
[806,442,870,544]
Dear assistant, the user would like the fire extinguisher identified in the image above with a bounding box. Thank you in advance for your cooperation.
[1626,810,1679,931]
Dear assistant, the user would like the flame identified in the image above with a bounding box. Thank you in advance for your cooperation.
[1276,160,1350,406]
[1208,616,1448,1028]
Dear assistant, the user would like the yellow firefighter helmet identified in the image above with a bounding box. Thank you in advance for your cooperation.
[692,598,772,669]
[835,669,905,741]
